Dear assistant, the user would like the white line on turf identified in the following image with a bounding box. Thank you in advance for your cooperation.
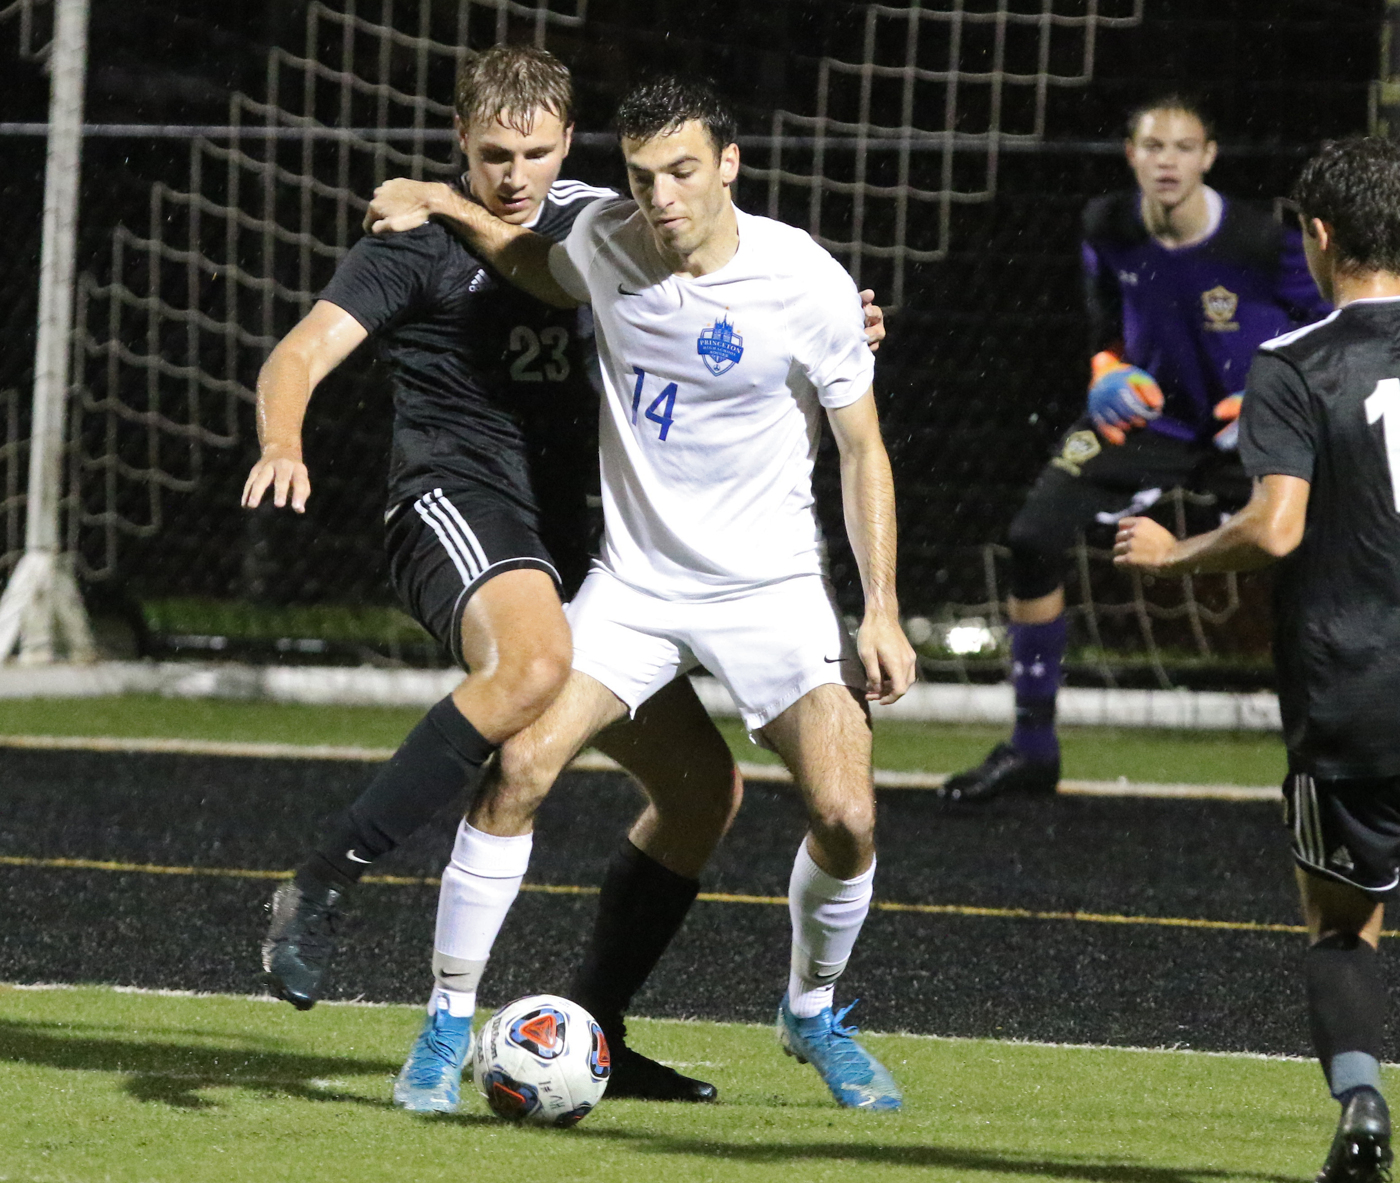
[0,733,1277,799]
[0,981,1355,1063]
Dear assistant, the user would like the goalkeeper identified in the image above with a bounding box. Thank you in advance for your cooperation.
[941,94,1329,804]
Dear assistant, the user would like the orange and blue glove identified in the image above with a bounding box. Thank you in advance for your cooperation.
[1088,351,1165,445]
[1212,392,1243,451]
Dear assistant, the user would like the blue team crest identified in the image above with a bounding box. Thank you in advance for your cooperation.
[697,316,744,376]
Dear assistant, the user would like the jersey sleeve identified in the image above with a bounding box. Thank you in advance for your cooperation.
[1082,238,1123,356]
[317,225,445,334]
[795,254,875,409]
[548,242,592,303]
[1238,350,1316,482]
[1274,223,1332,325]
[549,196,620,304]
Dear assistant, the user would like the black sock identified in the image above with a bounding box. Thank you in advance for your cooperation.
[1305,932,1386,1093]
[568,839,699,1044]
[300,696,496,889]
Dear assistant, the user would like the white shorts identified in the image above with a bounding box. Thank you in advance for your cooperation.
[566,568,865,731]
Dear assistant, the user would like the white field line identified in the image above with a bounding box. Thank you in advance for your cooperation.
[0,662,1285,731]
[0,980,1357,1064]
[0,733,1276,799]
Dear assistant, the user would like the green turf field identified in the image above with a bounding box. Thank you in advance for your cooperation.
[0,694,1287,784]
[0,984,1332,1183]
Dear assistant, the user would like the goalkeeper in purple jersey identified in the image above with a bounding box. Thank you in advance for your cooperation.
[941,94,1330,805]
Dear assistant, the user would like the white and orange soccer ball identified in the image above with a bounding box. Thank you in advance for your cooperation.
[471,994,610,1127]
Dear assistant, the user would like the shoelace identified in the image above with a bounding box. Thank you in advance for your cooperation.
[813,1001,875,1079]
[406,1018,466,1086]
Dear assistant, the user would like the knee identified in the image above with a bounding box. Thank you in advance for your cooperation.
[657,763,743,833]
[807,795,876,850]
[494,730,566,799]
[485,641,572,723]
[1007,509,1064,602]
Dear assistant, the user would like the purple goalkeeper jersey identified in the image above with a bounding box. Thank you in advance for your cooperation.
[1081,190,1329,443]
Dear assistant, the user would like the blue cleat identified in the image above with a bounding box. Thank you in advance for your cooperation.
[777,995,902,1111]
[392,1007,473,1113]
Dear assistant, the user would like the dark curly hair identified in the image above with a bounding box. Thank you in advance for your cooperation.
[1292,135,1400,274]
[614,75,737,158]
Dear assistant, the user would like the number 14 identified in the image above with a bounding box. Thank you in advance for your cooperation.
[631,367,677,441]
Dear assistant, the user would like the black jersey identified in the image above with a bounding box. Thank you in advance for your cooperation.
[1238,297,1400,778]
[318,178,614,513]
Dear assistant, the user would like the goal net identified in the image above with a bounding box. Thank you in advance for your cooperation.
[0,0,1378,686]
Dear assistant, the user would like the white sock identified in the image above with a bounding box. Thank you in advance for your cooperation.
[786,841,874,1019]
[430,820,533,1010]
[427,984,476,1018]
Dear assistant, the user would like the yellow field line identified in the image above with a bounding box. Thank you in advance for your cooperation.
[1,852,1386,938]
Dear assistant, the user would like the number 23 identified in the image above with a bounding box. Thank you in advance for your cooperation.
[509,325,570,382]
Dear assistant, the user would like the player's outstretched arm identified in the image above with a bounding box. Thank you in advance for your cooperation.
[827,390,916,705]
[241,300,367,514]
[364,179,579,309]
[1113,473,1309,575]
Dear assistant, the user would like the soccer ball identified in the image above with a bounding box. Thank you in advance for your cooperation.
[471,994,610,1127]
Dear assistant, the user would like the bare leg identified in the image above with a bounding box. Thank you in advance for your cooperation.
[1297,866,1384,948]
[566,678,740,1100]
[468,669,627,835]
[413,670,628,1099]
[761,683,875,879]
[593,676,743,878]
[762,682,901,1109]
[452,567,573,743]
[1008,586,1064,625]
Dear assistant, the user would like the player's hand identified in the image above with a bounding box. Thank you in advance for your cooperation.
[1112,515,1178,573]
[856,610,917,705]
[364,179,446,234]
[860,289,885,353]
[242,445,310,513]
[1088,351,1164,445]
[1212,392,1243,452]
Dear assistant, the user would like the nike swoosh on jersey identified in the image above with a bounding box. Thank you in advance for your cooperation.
[617,283,641,296]
[345,850,372,864]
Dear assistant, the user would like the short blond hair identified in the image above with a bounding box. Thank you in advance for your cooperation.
[455,44,573,134]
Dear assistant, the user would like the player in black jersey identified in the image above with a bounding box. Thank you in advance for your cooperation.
[1116,136,1400,1183]
[243,46,744,1108]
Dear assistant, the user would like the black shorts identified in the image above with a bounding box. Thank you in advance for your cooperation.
[1284,772,1400,899]
[1008,417,1251,599]
[385,486,561,667]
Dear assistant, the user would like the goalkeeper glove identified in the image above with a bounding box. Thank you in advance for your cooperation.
[1212,392,1243,452]
[1088,351,1164,445]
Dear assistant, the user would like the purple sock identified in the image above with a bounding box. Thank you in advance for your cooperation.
[1009,617,1066,764]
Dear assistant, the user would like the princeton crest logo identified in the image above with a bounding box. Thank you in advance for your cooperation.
[697,316,744,375]
[1201,285,1240,332]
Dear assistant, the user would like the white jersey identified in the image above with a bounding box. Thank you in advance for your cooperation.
[549,199,874,601]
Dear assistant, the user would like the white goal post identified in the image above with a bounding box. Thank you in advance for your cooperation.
[0,0,95,663]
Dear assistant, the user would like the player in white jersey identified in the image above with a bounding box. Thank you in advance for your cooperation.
[368,75,915,1110]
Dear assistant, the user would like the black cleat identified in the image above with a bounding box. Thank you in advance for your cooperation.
[605,1043,718,1103]
[1317,1090,1393,1183]
[937,742,1059,805]
[262,877,345,1011]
